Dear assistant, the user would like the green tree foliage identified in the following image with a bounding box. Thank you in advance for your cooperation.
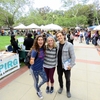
[92,0,100,25]
[0,0,100,28]
[0,0,34,27]
[15,4,93,27]
[0,7,14,27]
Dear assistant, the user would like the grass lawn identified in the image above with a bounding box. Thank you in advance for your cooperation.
[0,36,11,51]
[0,36,25,67]
[0,36,23,51]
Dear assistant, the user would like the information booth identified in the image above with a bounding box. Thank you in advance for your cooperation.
[0,52,20,79]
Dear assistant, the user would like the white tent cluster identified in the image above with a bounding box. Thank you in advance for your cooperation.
[93,25,100,30]
[88,25,100,30]
[14,23,63,30]
[14,24,26,29]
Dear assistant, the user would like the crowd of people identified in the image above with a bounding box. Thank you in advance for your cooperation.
[6,28,100,99]
[68,29,100,46]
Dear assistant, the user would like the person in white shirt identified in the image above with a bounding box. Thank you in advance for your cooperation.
[79,29,84,43]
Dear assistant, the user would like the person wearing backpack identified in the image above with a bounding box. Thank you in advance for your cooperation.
[30,35,47,99]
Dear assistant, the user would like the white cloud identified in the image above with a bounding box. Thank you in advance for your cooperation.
[33,0,62,10]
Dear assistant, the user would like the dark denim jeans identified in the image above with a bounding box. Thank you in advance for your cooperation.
[57,67,71,92]
[30,68,47,92]
[86,37,90,44]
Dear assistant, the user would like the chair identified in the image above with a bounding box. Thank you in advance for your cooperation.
[6,45,13,52]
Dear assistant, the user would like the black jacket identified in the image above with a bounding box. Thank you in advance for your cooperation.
[23,37,34,50]
[11,40,20,53]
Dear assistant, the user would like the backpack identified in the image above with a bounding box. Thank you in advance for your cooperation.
[7,45,13,52]
[24,51,38,67]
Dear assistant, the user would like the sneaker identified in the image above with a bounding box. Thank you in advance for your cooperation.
[50,87,54,93]
[37,91,43,99]
[58,88,63,94]
[46,86,49,93]
[67,92,71,98]
[39,90,42,94]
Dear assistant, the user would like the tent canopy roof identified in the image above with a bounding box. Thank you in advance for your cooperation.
[14,24,26,29]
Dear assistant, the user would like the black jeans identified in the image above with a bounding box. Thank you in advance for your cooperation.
[57,66,71,92]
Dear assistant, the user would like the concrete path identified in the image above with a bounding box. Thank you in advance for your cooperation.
[0,40,100,100]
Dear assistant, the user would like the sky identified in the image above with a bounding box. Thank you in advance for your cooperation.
[26,0,100,11]
[33,0,62,10]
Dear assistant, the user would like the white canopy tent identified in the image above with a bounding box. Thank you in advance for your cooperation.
[14,24,26,29]
[75,26,80,30]
[93,25,100,30]
[44,23,63,30]
[26,23,40,29]
[40,25,46,30]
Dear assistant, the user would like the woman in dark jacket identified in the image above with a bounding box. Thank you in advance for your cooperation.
[10,35,20,53]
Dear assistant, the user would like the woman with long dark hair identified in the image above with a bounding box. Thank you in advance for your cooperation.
[30,35,47,99]
[10,35,20,53]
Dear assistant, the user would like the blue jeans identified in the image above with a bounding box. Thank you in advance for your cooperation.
[86,37,90,44]
[30,68,47,92]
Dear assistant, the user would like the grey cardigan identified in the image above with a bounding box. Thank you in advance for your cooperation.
[56,41,75,68]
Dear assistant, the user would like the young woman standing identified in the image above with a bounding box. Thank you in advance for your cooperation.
[43,36,57,94]
[30,35,47,99]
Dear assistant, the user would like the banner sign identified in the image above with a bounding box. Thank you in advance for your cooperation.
[0,54,20,79]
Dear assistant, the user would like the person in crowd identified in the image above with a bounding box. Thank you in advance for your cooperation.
[86,31,91,45]
[93,31,99,46]
[10,35,20,53]
[79,29,84,43]
[84,30,88,41]
[1,29,4,36]
[74,30,79,40]
[42,32,47,42]
[23,33,34,50]
[37,30,41,35]
[33,31,38,39]
[77,30,80,37]
[53,30,58,41]
[56,32,75,98]
[67,31,74,45]
[43,36,57,94]
[46,31,53,38]
[30,35,47,99]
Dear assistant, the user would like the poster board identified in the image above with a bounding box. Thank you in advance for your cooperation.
[0,52,20,79]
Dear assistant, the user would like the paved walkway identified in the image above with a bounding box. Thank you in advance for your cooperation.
[0,40,100,100]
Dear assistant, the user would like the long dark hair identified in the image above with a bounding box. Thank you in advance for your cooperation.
[10,35,15,45]
[31,35,45,53]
